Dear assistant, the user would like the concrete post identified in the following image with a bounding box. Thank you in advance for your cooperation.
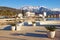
[16,23,23,31]
[11,26,15,31]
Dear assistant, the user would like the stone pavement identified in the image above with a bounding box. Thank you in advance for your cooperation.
[0,26,59,40]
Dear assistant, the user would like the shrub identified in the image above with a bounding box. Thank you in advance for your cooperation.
[45,25,56,31]
[32,22,35,24]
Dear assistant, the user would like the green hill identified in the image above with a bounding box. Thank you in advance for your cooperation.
[0,6,21,17]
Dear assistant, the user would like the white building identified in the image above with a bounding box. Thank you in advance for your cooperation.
[26,12,35,17]
[18,13,23,19]
[39,12,46,17]
[39,14,43,17]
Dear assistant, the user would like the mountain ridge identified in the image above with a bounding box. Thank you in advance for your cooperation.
[0,6,60,16]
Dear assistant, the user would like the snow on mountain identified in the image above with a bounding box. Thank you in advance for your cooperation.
[51,8,60,11]
[20,6,48,13]
[20,6,60,12]
[20,6,60,15]
[21,6,40,10]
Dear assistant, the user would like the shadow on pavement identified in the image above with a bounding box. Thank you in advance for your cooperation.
[3,25,11,30]
[11,33,48,38]
[35,30,47,33]
[24,33,48,38]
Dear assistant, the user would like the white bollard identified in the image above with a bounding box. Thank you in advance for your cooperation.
[28,22,32,24]
[33,24,36,26]
[11,26,15,31]
[16,26,21,31]
[16,23,23,31]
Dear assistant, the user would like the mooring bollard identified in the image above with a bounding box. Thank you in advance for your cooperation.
[11,26,15,31]
[16,23,23,31]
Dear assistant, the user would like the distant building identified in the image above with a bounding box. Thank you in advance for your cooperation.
[25,11,35,22]
[35,12,47,21]
[26,12,35,17]
[18,13,23,19]
[47,14,60,18]
[39,14,43,17]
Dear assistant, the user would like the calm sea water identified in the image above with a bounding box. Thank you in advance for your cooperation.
[24,22,40,26]
[24,18,60,26]
[47,18,60,21]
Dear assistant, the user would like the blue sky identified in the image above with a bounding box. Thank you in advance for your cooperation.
[0,0,60,9]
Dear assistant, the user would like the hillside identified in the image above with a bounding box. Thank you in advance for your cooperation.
[0,6,21,17]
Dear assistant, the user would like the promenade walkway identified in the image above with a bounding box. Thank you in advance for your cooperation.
[0,26,60,40]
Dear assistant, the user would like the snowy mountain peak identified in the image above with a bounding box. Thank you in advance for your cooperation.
[20,6,47,10]
[51,8,60,11]
[20,6,60,15]
[21,6,40,10]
